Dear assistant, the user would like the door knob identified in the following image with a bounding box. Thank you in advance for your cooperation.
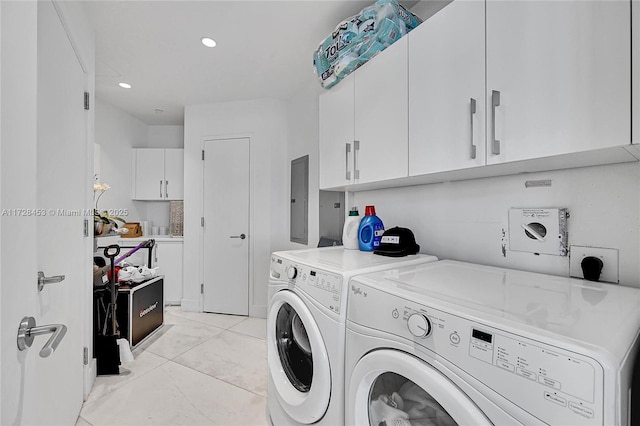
[37,271,65,292]
[17,316,67,358]
[230,234,246,240]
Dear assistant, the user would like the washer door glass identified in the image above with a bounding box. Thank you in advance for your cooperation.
[369,372,456,426]
[267,290,331,424]
[276,303,313,392]
[348,350,491,425]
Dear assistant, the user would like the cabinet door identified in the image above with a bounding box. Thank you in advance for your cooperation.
[133,149,165,200]
[155,242,183,305]
[164,149,184,200]
[486,1,630,165]
[409,1,485,175]
[354,36,408,184]
[319,73,355,189]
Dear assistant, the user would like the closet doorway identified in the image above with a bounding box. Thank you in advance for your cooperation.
[202,137,250,315]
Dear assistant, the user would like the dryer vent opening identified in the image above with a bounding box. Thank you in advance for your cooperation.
[275,303,313,392]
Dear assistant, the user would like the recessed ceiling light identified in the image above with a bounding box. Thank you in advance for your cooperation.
[201,37,217,48]
[118,82,132,89]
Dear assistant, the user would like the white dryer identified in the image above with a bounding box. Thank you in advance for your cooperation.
[267,247,438,426]
[345,260,640,426]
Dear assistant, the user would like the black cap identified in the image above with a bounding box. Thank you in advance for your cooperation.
[373,227,420,257]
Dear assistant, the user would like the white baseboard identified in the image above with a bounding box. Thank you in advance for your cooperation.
[180,298,201,312]
[250,304,267,319]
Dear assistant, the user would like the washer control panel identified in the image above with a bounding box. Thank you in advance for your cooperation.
[348,281,605,425]
[278,259,343,315]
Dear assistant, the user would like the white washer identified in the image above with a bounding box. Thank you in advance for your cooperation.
[267,247,438,426]
[346,260,640,426]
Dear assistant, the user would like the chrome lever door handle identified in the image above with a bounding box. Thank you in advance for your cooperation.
[37,271,65,292]
[230,234,246,240]
[17,316,67,358]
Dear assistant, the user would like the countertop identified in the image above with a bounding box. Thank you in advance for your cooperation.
[95,235,183,246]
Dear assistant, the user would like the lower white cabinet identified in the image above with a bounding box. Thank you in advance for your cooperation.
[155,240,183,305]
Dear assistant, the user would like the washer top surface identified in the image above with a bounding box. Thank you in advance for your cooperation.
[351,260,640,360]
[273,246,437,274]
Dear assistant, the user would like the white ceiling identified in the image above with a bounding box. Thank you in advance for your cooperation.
[85,1,418,126]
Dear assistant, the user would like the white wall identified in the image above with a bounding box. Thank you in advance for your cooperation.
[94,106,185,233]
[351,162,640,287]
[283,81,324,250]
[148,125,184,148]
[94,100,148,223]
[183,99,288,317]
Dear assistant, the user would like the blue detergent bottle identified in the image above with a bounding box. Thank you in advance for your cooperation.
[358,205,384,251]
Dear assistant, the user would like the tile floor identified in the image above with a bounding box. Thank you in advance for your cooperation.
[77,307,269,426]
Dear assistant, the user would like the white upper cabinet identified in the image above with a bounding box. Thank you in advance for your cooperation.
[318,1,635,191]
[133,149,165,200]
[409,0,485,175]
[486,0,631,165]
[354,35,409,184]
[163,149,184,200]
[319,73,355,189]
[319,36,408,190]
[133,148,184,200]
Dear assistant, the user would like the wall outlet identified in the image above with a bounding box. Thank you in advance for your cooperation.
[569,245,619,283]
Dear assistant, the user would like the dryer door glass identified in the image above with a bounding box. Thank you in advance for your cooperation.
[275,302,313,392]
[368,372,456,426]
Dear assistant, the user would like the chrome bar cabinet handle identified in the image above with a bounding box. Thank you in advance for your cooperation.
[470,98,477,159]
[353,140,360,180]
[345,143,351,181]
[491,90,501,155]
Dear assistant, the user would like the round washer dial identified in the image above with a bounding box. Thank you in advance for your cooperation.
[287,266,298,280]
[407,313,432,338]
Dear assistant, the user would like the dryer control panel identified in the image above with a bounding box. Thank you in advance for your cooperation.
[280,261,343,316]
[348,282,606,425]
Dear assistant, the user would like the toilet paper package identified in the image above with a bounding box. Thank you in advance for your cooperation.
[313,0,422,89]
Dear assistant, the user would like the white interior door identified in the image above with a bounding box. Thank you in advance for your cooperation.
[1,1,88,424]
[203,138,250,315]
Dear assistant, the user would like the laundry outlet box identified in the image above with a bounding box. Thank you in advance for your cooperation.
[508,208,568,256]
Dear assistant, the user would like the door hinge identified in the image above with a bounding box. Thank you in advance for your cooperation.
[201,217,204,227]
[202,150,205,161]
[84,92,90,110]
[201,283,204,294]
[83,346,89,365]
[83,219,89,237]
